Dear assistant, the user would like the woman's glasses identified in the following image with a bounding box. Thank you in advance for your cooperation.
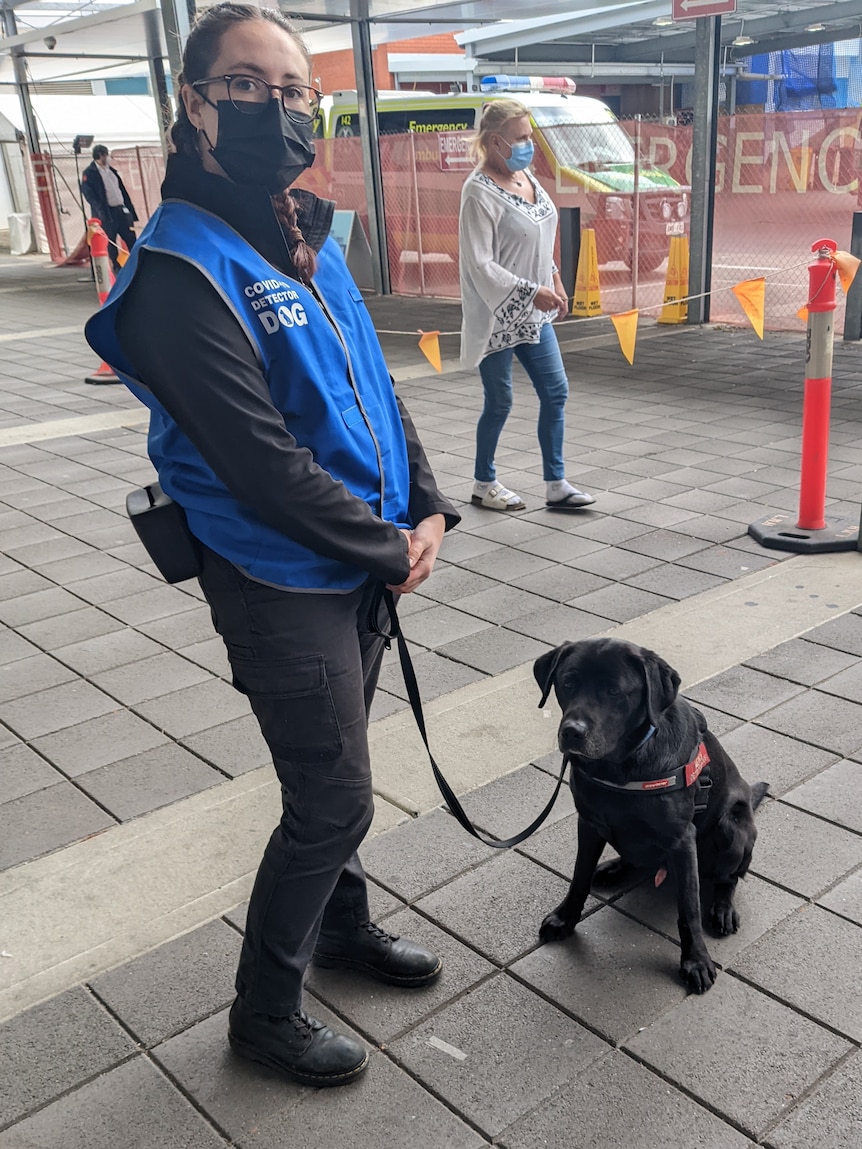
[193,75,323,122]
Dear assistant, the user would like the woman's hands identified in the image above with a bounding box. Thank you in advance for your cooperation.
[535,282,569,320]
[389,514,446,594]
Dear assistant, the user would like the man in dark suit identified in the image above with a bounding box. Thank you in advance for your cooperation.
[80,145,139,270]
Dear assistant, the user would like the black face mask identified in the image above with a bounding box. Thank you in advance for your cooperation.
[208,98,316,195]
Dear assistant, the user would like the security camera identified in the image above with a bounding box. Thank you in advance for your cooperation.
[44,36,57,50]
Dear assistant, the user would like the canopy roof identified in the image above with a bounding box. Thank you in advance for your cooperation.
[2,0,861,86]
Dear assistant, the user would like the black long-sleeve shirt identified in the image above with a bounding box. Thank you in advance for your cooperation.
[115,155,458,588]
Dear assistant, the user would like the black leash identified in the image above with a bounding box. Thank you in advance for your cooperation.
[369,585,568,849]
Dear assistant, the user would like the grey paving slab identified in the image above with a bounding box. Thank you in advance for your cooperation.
[511,564,610,602]
[308,907,495,1043]
[515,529,605,562]
[0,678,119,740]
[804,611,862,656]
[90,919,241,1047]
[65,567,164,604]
[388,972,609,1137]
[135,605,221,648]
[361,806,496,902]
[504,601,611,644]
[757,689,862,758]
[625,563,728,600]
[512,904,689,1042]
[0,651,76,701]
[783,757,862,832]
[731,904,862,1041]
[0,780,115,870]
[154,1006,486,1149]
[497,1050,753,1149]
[625,975,852,1139]
[75,741,223,821]
[436,624,551,674]
[377,647,486,701]
[0,568,53,601]
[180,714,271,777]
[685,665,808,721]
[615,872,803,968]
[415,850,577,966]
[0,1056,227,1149]
[0,585,85,628]
[565,582,674,623]
[744,637,859,686]
[176,636,231,677]
[103,586,202,627]
[17,604,124,650]
[132,679,251,738]
[766,1050,862,1149]
[457,544,554,580]
[750,800,862,898]
[52,627,165,676]
[397,601,491,649]
[0,741,63,804]
[677,544,778,579]
[0,628,38,665]
[819,866,862,927]
[91,651,214,705]
[31,707,168,776]
[717,721,837,797]
[0,985,137,1129]
[456,763,572,841]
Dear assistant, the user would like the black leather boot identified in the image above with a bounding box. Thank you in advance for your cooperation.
[228,997,368,1087]
[313,920,442,986]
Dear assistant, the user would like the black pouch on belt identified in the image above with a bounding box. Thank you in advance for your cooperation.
[126,482,202,583]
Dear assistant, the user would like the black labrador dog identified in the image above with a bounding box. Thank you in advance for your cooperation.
[534,637,769,993]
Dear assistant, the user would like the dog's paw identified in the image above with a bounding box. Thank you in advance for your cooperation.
[540,911,576,942]
[710,903,740,936]
[681,954,717,994]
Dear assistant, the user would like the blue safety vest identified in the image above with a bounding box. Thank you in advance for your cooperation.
[86,199,411,590]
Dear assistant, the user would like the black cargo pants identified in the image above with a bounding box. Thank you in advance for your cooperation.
[198,545,392,1017]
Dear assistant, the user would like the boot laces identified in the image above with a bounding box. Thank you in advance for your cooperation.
[360,920,399,943]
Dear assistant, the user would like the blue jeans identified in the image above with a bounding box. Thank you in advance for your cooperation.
[476,322,569,483]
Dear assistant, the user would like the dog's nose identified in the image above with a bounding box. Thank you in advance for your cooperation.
[559,718,588,749]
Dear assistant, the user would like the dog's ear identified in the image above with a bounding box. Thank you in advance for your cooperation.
[533,643,575,708]
[640,647,681,726]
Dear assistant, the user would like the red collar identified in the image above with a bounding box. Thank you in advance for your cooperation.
[575,741,710,796]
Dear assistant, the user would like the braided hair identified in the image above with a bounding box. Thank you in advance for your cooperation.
[172,2,316,283]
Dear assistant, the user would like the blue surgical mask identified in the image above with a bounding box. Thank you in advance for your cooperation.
[503,139,534,172]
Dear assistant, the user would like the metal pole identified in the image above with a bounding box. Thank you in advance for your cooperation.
[687,15,721,325]
[1,7,41,154]
[409,131,425,294]
[631,114,641,310]
[158,0,193,100]
[351,6,390,294]
[145,8,172,160]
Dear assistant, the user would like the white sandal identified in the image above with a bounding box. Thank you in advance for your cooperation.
[471,483,527,512]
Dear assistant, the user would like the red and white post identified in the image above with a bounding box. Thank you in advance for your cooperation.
[797,238,837,531]
[85,218,120,385]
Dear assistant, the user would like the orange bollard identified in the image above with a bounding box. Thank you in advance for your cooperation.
[85,219,120,385]
[797,239,837,530]
[748,236,858,552]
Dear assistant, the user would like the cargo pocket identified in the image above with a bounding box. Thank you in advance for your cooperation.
[230,654,343,763]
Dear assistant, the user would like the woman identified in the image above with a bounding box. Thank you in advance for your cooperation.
[86,3,458,1089]
[459,99,596,513]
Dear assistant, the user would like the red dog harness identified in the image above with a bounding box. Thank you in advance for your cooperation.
[576,741,710,798]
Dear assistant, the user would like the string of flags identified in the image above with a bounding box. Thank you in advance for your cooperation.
[408,232,862,373]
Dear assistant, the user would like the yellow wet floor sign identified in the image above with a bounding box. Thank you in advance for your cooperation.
[572,228,601,317]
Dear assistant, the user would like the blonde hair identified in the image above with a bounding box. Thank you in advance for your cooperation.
[469,98,530,164]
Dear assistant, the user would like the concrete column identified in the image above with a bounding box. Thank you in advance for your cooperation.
[687,15,721,325]
[350,4,390,294]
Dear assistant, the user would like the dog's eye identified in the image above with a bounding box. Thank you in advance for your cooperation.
[607,686,621,696]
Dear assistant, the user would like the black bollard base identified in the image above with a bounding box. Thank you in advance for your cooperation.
[748,510,859,553]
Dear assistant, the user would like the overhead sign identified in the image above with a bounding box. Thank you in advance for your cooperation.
[672,0,737,18]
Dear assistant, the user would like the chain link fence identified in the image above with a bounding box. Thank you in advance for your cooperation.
[24,110,862,332]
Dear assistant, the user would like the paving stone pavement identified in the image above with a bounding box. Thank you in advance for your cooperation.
[2,252,862,1145]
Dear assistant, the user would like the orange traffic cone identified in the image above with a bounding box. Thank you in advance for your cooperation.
[85,218,120,385]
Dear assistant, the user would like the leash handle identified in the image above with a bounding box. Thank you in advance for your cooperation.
[372,586,567,849]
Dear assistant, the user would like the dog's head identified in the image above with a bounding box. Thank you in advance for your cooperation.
[534,637,680,762]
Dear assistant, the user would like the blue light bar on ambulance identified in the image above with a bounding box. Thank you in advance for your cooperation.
[480,76,577,94]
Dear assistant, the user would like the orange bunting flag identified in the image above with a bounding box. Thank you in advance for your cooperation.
[417,330,442,372]
[797,306,809,324]
[116,236,130,268]
[832,250,861,295]
[731,277,765,339]
[610,309,638,365]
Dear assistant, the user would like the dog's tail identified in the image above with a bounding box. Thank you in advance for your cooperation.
[750,781,770,811]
